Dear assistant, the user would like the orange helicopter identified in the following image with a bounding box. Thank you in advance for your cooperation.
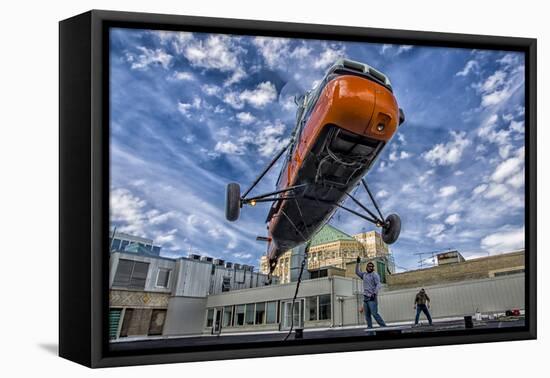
[226,58,405,277]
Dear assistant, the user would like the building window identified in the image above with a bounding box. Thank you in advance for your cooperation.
[152,246,161,255]
[111,238,121,251]
[223,306,233,327]
[266,301,277,324]
[307,296,318,321]
[113,259,149,289]
[148,309,166,336]
[206,309,214,327]
[222,277,231,292]
[235,305,245,326]
[319,295,331,320]
[156,268,171,288]
[255,302,266,325]
[120,240,130,251]
[245,303,255,325]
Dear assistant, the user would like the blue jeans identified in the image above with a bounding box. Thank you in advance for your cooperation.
[363,297,386,328]
[415,304,433,325]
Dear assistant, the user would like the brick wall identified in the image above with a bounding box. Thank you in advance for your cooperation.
[385,251,524,290]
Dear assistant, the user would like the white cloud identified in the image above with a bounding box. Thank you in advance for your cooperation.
[481,70,506,93]
[439,186,457,197]
[253,37,291,68]
[180,35,247,86]
[484,183,508,199]
[426,212,442,220]
[456,60,479,77]
[423,131,470,166]
[207,227,225,240]
[477,114,523,159]
[401,183,414,193]
[380,44,392,54]
[445,213,461,225]
[224,81,278,109]
[389,150,412,162]
[214,140,242,155]
[481,226,524,252]
[183,35,238,70]
[507,169,524,189]
[155,228,178,244]
[400,151,412,159]
[377,190,389,199]
[418,169,434,184]
[447,200,461,212]
[290,45,312,59]
[147,210,178,225]
[256,122,289,156]
[397,133,407,145]
[214,120,289,157]
[110,188,181,243]
[233,252,253,259]
[427,224,446,241]
[126,46,172,70]
[172,71,194,81]
[314,46,345,69]
[396,45,413,54]
[472,184,488,196]
[236,112,256,125]
[201,84,221,96]
[110,188,147,232]
[178,97,202,117]
[380,44,413,56]
[509,120,525,134]
[472,55,525,109]
[491,154,523,182]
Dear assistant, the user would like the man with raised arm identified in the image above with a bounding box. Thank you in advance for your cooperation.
[356,257,387,328]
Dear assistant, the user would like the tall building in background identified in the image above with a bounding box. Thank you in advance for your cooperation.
[260,224,393,283]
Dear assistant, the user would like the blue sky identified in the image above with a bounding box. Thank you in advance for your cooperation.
[109,28,525,271]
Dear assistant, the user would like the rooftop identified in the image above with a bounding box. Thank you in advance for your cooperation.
[310,224,356,247]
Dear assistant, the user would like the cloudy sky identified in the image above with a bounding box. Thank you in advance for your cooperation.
[109,27,525,271]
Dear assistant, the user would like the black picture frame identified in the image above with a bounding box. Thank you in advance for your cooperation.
[59,9,537,368]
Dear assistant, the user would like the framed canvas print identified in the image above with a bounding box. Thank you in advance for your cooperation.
[59,10,536,368]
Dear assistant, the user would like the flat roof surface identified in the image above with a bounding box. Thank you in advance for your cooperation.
[109,318,524,352]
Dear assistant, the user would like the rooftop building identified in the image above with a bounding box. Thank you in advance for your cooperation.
[260,224,393,283]
[109,230,162,256]
[109,241,276,340]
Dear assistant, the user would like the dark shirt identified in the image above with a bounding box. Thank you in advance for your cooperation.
[415,292,430,305]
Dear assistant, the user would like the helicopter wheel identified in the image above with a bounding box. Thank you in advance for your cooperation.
[381,213,401,244]
[225,183,241,221]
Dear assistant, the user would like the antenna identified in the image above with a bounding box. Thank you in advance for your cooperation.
[109,226,117,252]
[413,247,453,269]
